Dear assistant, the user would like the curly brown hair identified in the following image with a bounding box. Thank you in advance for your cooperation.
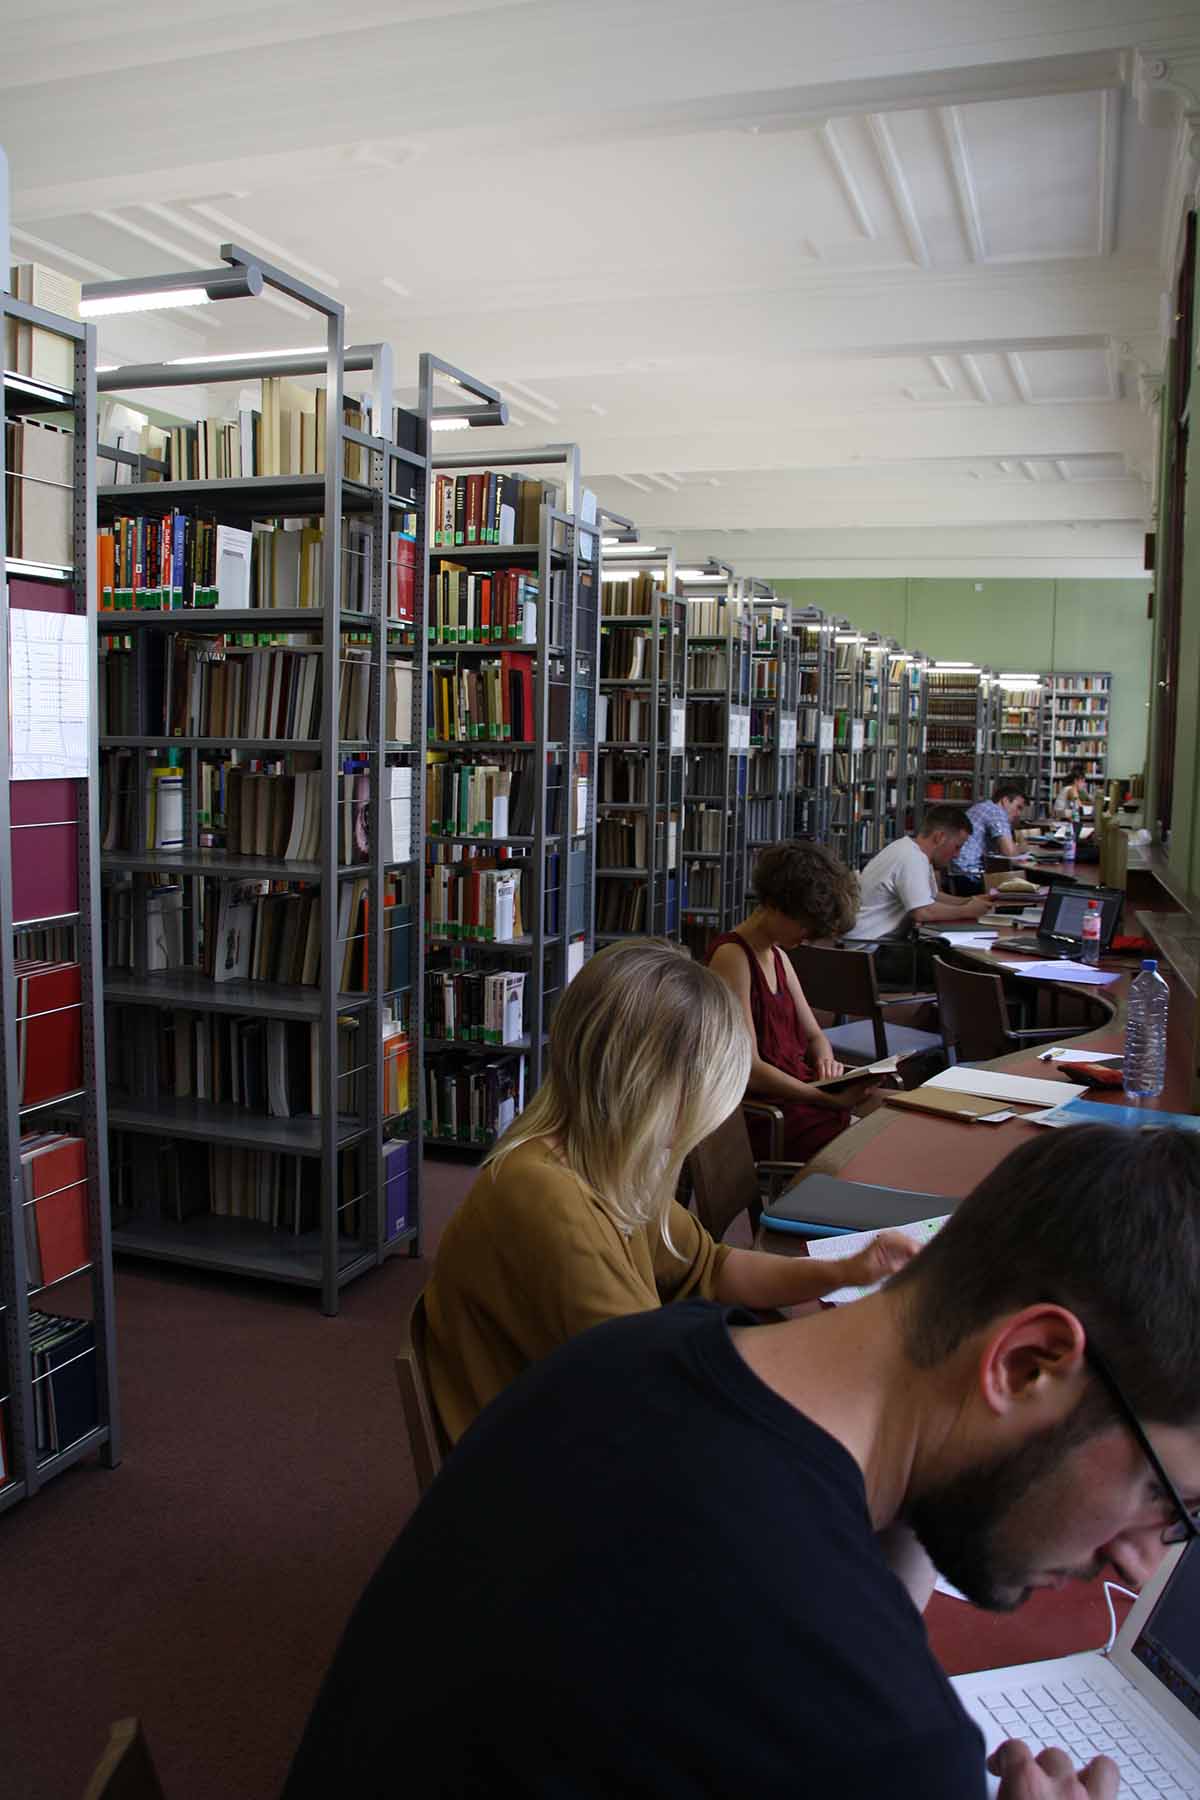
[752,840,860,938]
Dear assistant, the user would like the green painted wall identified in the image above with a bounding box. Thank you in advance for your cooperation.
[773,577,1151,777]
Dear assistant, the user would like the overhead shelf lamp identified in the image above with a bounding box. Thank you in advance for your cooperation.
[80,260,264,317]
[430,401,509,431]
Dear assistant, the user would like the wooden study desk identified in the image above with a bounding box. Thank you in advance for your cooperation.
[766,878,1194,1678]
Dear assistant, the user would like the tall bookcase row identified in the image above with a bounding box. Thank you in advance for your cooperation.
[423,444,599,1153]
[1,286,119,1511]
[1040,672,1111,808]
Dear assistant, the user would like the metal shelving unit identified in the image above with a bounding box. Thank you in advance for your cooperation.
[829,621,864,866]
[920,665,990,810]
[423,443,598,1149]
[595,532,685,945]
[1,286,119,1509]
[887,650,927,836]
[856,634,891,866]
[1040,672,1111,808]
[744,588,795,888]
[679,563,750,956]
[792,606,834,841]
[91,258,434,1314]
[992,675,1045,792]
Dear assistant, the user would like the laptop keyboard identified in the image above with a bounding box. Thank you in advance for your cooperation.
[975,1672,1196,1795]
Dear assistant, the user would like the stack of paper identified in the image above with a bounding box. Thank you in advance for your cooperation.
[922,1067,1087,1107]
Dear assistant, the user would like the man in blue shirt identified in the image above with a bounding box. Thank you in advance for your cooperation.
[949,782,1029,895]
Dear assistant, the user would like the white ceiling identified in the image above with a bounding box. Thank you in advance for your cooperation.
[4,0,1198,578]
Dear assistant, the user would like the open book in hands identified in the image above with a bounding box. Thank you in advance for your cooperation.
[809,1054,912,1092]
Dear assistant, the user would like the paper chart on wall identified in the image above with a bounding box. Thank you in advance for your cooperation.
[8,608,89,780]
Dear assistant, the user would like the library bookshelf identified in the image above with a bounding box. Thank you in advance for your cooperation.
[1,284,119,1509]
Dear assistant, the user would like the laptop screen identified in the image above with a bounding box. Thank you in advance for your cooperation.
[1041,885,1122,948]
[1132,1540,1200,1725]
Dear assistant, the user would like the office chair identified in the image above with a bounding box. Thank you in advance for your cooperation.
[932,955,1067,1065]
[790,943,942,1068]
[82,1720,166,1800]
[395,1289,453,1498]
[686,1107,803,1243]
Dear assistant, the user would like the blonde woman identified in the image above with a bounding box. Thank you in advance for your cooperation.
[424,939,917,1445]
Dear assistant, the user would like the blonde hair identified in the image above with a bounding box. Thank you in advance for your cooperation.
[486,938,751,1246]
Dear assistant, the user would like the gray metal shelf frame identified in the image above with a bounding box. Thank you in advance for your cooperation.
[829,621,865,868]
[595,531,686,943]
[921,666,991,810]
[424,442,598,1145]
[90,253,445,1314]
[1040,671,1112,808]
[891,652,928,835]
[791,607,834,843]
[0,289,120,1512]
[991,679,1044,792]
[680,565,750,950]
[744,590,795,891]
[856,635,892,868]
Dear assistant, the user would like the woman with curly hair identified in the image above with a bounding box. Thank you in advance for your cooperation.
[708,841,863,1161]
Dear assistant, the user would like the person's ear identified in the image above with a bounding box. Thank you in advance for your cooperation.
[977,1307,1087,1422]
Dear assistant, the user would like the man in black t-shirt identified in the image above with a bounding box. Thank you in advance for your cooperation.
[285,1126,1200,1800]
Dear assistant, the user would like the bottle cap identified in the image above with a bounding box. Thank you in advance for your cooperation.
[1087,900,1098,909]
[1142,959,1158,971]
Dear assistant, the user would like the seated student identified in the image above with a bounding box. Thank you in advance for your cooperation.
[423,937,916,1445]
[708,842,865,1162]
[1054,761,1093,819]
[947,782,1030,896]
[846,803,992,984]
[283,1125,1200,1800]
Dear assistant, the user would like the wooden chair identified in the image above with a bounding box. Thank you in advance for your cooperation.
[686,1107,802,1243]
[932,955,1065,1065]
[790,943,942,1068]
[395,1290,453,1497]
[83,1720,166,1800]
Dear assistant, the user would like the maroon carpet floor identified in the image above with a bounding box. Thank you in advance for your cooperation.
[3,1156,1120,1799]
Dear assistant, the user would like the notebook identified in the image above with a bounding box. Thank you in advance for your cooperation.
[760,1173,947,1236]
[922,1068,1087,1108]
[882,1088,1021,1124]
[952,1541,1200,1797]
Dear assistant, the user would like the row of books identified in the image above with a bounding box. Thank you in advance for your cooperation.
[431,471,549,547]
[750,658,779,699]
[597,752,650,802]
[684,808,723,853]
[687,647,729,690]
[426,759,531,839]
[684,596,748,638]
[595,877,648,935]
[16,960,83,1108]
[20,1133,89,1292]
[599,629,665,682]
[383,1010,412,1119]
[110,1136,382,1237]
[98,513,415,620]
[745,795,778,843]
[426,863,522,942]
[162,383,370,482]
[101,642,413,744]
[600,572,670,617]
[424,1049,525,1144]
[29,1312,97,1461]
[427,653,535,742]
[596,814,677,870]
[424,970,526,1044]
[681,862,720,909]
[429,561,538,644]
[5,418,73,567]
[108,1008,359,1119]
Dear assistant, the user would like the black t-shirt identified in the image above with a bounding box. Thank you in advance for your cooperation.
[283,1301,985,1799]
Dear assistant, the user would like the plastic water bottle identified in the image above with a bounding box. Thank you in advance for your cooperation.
[1124,960,1169,1100]
[1081,901,1101,966]
[1062,809,1076,863]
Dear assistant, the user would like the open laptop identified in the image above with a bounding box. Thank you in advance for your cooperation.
[1002,883,1124,960]
[952,1540,1200,1797]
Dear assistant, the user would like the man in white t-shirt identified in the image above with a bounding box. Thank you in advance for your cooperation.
[847,806,992,944]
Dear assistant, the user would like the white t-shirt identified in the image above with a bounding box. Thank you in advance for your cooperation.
[846,836,938,941]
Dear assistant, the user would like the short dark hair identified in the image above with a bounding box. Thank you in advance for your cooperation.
[921,804,972,837]
[753,841,860,938]
[991,783,1028,805]
[890,1125,1200,1426]
[1067,763,1088,782]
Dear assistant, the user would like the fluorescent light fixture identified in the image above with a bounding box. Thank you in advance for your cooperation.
[604,541,659,554]
[934,661,980,672]
[80,261,263,318]
[680,574,728,583]
[601,567,665,579]
[835,633,866,644]
[997,673,1042,684]
[167,345,327,366]
[431,400,508,429]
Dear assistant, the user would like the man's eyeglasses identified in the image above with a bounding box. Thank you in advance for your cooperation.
[1085,1341,1200,1547]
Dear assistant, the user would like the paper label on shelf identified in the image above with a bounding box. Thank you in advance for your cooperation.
[819,716,834,753]
[851,720,864,753]
[780,717,797,751]
[9,608,89,780]
[669,701,686,753]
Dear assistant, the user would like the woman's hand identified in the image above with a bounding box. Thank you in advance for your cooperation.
[809,1035,843,1081]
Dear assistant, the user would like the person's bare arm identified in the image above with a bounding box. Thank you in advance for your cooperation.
[714,1231,918,1311]
[910,894,991,923]
[708,943,852,1113]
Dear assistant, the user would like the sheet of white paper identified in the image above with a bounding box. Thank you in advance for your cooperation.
[924,1067,1087,1107]
[995,961,1122,987]
[1023,1106,1081,1129]
[8,608,89,779]
[807,1214,951,1305]
[940,932,998,948]
[1037,1047,1122,1064]
[935,1575,971,1603]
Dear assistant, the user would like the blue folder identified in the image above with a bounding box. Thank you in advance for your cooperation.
[761,1173,950,1237]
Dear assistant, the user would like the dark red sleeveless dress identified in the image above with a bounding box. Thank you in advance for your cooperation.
[708,931,849,1163]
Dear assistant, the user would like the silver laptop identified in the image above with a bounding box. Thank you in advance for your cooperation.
[951,1541,1200,1797]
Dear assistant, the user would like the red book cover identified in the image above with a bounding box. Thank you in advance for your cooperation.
[11,779,79,923]
[24,1135,88,1286]
[17,962,83,1106]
